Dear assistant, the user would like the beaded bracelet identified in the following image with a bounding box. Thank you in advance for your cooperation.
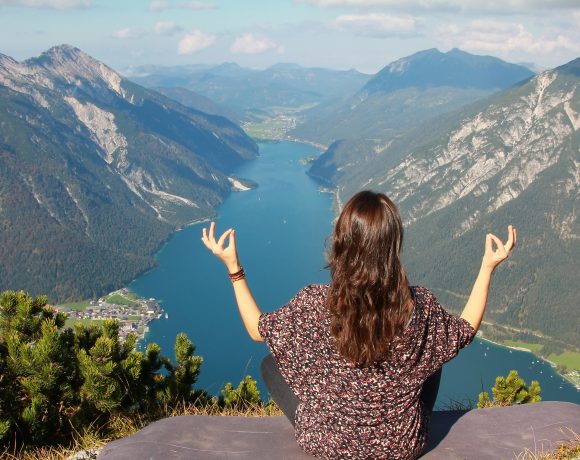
[228,266,245,282]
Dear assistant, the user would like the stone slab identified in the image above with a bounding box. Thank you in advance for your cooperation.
[98,401,580,459]
[422,401,580,459]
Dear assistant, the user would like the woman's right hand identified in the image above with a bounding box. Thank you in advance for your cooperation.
[482,225,517,272]
[201,221,241,274]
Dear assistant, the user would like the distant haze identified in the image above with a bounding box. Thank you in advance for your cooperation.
[0,0,579,73]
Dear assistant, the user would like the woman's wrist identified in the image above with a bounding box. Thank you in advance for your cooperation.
[228,266,245,283]
[479,261,495,278]
[226,262,242,274]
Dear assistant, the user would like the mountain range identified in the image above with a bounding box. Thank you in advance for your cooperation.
[0,45,257,301]
[292,48,535,144]
[130,62,371,118]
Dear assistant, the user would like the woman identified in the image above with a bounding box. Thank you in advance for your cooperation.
[201,190,516,459]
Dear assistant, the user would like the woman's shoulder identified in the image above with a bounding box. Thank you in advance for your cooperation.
[292,284,329,306]
[410,285,438,302]
[286,283,327,300]
[408,285,442,320]
[299,283,329,296]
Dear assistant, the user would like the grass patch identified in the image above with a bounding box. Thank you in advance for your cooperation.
[64,318,105,328]
[1,401,283,460]
[244,119,293,139]
[128,315,142,321]
[242,104,317,140]
[105,294,136,307]
[503,340,545,352]
[124,291,139,301]
[548,351,580,371]
[59,301,91,311]
[437,397,476,411]
[514,428,579,459]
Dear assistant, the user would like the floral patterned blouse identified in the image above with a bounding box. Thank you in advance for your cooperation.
[258,284,476,459]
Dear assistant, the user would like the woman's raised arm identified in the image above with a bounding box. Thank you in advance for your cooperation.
[201,222,264,342]
[460,225,517,331]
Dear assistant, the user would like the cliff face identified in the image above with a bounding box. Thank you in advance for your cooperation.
[373,69,578,236]
[309,59,580,348]
[0,45,258,301]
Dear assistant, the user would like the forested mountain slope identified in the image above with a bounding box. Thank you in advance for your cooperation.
[0,45,258,302]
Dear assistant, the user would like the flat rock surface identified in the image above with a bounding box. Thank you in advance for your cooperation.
[422,401,579,459]
[98,401,580,459]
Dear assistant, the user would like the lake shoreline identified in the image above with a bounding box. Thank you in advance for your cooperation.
[476,335,579,389]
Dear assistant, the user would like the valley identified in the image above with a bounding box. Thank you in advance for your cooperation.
[1,44,578,389]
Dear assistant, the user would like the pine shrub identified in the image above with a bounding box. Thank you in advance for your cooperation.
[0,290,207,450]
[477,370,542,408]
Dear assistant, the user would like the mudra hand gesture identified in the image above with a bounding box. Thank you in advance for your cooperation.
[201,222,241,274]
[482,225,517,272]
[201,222,262,341]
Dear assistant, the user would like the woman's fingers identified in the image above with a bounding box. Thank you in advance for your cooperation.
[201,226,215,247]
[488,233,504,249]
[201,222,218,250]
[201,222,237,257]
[489,233,507,258]
[217,228,232,248]
[483,226,517,271]
[505,225,515,252]
[229,229,237,252]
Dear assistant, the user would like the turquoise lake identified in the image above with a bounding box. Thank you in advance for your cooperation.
[131,141,580,408]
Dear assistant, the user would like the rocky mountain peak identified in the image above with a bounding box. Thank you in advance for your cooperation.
[25,44,125,97]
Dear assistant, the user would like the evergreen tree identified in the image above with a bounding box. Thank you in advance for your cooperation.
[163,333,208,404]
[478,370,541,408]
[0,291,76,445]
[219,376,262,410]
[0,289,207,449]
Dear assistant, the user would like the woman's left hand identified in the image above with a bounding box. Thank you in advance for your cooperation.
[481,225,516,272]
[201,222,241,273]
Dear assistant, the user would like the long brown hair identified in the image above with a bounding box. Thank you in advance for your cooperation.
[326,190,412,366]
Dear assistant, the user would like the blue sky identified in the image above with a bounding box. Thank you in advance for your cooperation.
[1,0,579,74]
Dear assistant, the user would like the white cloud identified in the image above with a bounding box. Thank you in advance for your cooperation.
[154,21,182,36]
[299,0,580,12]
[149,0,217,11]
[112,28,142,39]
[177,30,216,55]
[230,33,281,54]
[435,19,580,64]
[0,0,89,8]
[329,13,418,37]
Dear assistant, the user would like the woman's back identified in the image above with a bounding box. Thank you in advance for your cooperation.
[258,284,476,459]
[202,189,515,459]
